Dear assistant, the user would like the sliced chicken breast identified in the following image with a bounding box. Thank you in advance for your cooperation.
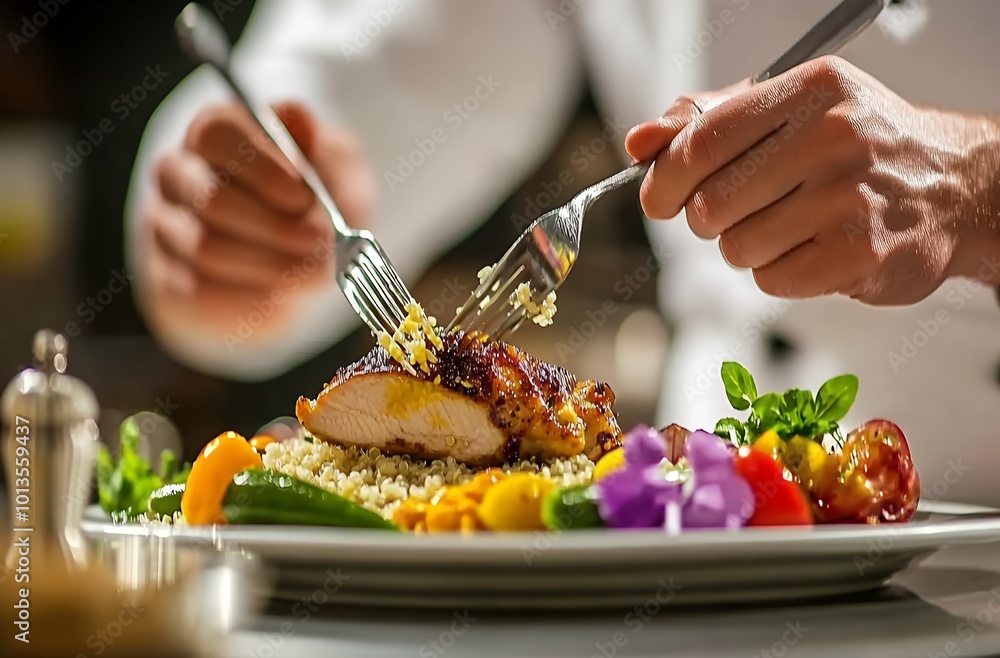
[296,332,621,466]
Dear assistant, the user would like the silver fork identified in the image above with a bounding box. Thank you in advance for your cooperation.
[448,0,887,342]
[175,3,414,343]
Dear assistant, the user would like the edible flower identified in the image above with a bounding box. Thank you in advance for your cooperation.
[679,431,755,531]
[595,426,754,532]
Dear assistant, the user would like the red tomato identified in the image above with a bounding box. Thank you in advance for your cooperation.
[735,448,813,526]
[814,420,920,524]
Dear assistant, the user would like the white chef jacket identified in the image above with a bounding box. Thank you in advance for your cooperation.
[125,0,1000,505]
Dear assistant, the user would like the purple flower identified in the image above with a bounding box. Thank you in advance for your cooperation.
[680,431,755,531]
[596,426,680,529]
[595,426,754,532]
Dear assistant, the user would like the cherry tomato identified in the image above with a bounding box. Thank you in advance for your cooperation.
[735,448,813,526]
[813,420,920,524]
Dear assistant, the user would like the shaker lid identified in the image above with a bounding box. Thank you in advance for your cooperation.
[1,329,98,425]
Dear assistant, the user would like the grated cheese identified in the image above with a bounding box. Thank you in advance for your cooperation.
[377,301,444,374]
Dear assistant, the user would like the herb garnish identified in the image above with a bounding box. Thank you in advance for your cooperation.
[96,414,191,521]
[713,362,858,447]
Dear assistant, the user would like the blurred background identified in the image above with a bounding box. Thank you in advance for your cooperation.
[0,0,663,459]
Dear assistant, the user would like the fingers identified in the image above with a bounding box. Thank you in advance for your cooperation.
[625,97,705,163]
[184,102,316,216]
[684,131,807,240]
[641,58,848,220]
[147,196,326,291]
[625,79,753,163]
[718,184,820,270]
[156,150,331,258]
[751,229,875,299]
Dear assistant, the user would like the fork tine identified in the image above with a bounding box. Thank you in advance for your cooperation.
[356,251,407,326]
[366,242,413,309]
[342,266,398,336]
[484,304,528,340]
[493,279,555,341]
[461,264,527,336]
[339,277,394,337]
[450,253,528,332]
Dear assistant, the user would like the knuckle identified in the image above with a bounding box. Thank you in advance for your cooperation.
[810,55,857,98]
[752,267,783,297]
[674,125,716,172]
[185,102,232,154]
[686,188,722,238]
[824,107,864,144]
[154,151,179,189]
[719,229,752,268]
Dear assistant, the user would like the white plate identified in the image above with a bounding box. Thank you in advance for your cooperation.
[82,501,1000,609]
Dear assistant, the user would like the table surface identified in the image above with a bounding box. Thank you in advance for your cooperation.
[227,543,1000,658]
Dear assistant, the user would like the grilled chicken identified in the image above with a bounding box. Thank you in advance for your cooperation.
[296,332,621,465]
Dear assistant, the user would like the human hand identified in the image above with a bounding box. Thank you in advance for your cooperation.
[626,56,1000,305]
[139,101,375,334]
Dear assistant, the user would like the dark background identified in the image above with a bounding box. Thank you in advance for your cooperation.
[0,0,661,459]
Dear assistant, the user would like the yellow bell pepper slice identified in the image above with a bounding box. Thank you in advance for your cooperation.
[181,431,263,525]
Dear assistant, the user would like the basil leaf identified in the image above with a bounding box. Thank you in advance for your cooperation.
[714,417,746,446]
[769,419,793,440]
[815,374,859,423]
[751,392,781,428]
[796,389,816,423]
[782,390,804,426]
[721,362,758,411]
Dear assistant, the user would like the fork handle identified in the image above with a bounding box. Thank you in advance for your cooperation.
[176,3,352,236]
[753,0,887,83]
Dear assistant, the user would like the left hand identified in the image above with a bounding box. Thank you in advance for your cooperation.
[625,56,1000,305]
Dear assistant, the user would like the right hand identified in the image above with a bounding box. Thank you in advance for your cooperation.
[139,101,375,337]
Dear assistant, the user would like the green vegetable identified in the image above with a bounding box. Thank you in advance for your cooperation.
[541,484,605,530]
[222,469,398,530]
[96,415,192,520]
[715,362,858,447]
[148,483,186,517]
[720,362,758,410]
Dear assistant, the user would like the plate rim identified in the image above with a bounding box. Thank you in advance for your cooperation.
[81,500,1000,561]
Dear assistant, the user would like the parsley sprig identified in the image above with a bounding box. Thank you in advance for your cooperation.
[96,415,191,521]
[713,361,858,448]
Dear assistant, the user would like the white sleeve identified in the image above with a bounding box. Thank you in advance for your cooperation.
[125,0,583,380]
